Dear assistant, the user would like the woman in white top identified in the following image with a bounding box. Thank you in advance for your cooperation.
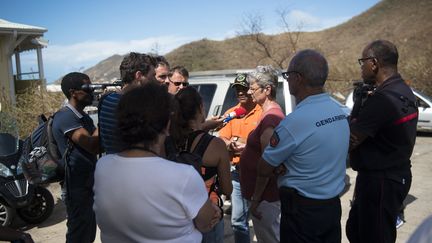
[93,83,221,243]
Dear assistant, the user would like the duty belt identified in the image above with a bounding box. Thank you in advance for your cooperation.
[279,187,339,206]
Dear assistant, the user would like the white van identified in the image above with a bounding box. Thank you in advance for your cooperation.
[188,69,296,119]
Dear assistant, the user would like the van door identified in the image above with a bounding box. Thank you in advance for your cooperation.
[414,90,432,132]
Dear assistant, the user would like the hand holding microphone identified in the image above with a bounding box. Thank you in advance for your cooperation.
[222,107,247,123]
[214,107,247,131]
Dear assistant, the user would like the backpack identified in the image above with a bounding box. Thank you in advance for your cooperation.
[165,131,224,215]
[165,131,214,174]
[21,109,73,184]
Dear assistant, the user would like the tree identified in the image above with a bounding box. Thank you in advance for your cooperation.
[237,8,303,69]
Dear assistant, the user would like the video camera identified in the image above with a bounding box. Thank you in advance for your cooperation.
[351,81,376,119]
[81,80,124,107]
[352,81,376,103]
[81,79,123,93]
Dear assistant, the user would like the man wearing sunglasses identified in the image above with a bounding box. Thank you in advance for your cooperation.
[219,73,262,243]
[166,66,189,94]
[53,72,100,243]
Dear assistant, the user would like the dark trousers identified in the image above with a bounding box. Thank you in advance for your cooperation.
[279,187,342,243]
[346,173,411,243]
[65,163,96,243]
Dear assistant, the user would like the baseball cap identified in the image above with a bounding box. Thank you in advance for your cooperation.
[231,73,248,89]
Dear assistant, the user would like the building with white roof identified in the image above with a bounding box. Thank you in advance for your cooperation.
[0,18,48,104]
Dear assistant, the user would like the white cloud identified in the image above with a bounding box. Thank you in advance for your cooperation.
[44,36,194,66]
[17,35,195,83]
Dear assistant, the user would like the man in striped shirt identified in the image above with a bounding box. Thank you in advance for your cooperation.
[98,52,156,154]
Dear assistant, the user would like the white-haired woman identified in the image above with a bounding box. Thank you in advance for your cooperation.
[239,65,284,243]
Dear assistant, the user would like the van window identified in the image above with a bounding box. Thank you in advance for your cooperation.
[221,82,286,114]
[191,84,217,117]
[417,97,430,108]
[221,88,238,114]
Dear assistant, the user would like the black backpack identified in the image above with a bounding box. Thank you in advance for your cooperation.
[166,131,224,218]
[165,130,214,174]
[21,109,73,184]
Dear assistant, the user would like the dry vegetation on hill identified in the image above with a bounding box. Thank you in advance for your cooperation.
[79,0,431,95]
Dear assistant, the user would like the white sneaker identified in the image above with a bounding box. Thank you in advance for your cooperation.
[396,215,405,229]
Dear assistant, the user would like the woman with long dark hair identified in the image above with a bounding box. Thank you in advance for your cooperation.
[93,83,221,243]
[170,86,232,243]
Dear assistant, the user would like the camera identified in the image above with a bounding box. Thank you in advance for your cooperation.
[350,81,376,120]
[81,79,123,93]
[81,80,123,107]
[352,81,376,103]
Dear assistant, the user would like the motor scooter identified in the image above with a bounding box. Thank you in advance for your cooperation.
[0,112,54,226]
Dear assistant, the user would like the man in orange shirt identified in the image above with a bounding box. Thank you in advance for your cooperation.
[219,73,262,243]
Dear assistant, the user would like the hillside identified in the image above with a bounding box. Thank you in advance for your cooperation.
[81,0,432,93]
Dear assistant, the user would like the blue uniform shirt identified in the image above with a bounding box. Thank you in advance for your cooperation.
[262,93,349,199]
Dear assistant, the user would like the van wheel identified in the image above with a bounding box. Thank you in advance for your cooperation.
[17,187,54,224]
[0,202,15,226]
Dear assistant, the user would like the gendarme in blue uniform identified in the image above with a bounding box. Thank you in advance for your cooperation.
[262,93,349,199]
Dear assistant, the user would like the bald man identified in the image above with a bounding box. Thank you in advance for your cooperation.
[257,49,350,243]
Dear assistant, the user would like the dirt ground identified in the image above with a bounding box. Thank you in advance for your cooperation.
[3,134,432,243]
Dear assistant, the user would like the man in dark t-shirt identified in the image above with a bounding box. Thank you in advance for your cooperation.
[346,40,418,243]
[52,72,99,243]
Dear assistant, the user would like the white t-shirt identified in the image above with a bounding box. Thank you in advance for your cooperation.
[93,154,208,243]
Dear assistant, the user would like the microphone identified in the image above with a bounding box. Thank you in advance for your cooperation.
[223,107,247,123]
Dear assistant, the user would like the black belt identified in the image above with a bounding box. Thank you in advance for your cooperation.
[279,187,339,206]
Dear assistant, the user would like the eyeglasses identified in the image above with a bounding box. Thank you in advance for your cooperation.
[281,71,301,80]
[167,78,189,87]
[249,86,263,93]
[358,57,376,66]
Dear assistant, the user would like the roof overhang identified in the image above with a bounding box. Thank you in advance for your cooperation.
[0,19,48,52]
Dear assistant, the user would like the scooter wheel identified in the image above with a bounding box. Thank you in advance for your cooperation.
[17,187,54,224]
[0,201,15,226]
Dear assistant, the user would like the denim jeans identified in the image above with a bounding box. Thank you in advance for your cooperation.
[231,169,250,243]
[202,219,224,243]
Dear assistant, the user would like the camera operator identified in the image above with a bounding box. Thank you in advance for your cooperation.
[346,40,418,243]
[98,52,157,154]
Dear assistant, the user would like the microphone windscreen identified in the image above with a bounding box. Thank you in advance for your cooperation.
[233,107,247,118]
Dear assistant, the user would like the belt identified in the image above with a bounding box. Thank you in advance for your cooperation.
[279,187,339,206]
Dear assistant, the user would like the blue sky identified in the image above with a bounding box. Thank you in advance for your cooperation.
[1,0,379,83]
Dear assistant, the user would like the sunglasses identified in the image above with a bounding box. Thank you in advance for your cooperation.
[165,78,189,87]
